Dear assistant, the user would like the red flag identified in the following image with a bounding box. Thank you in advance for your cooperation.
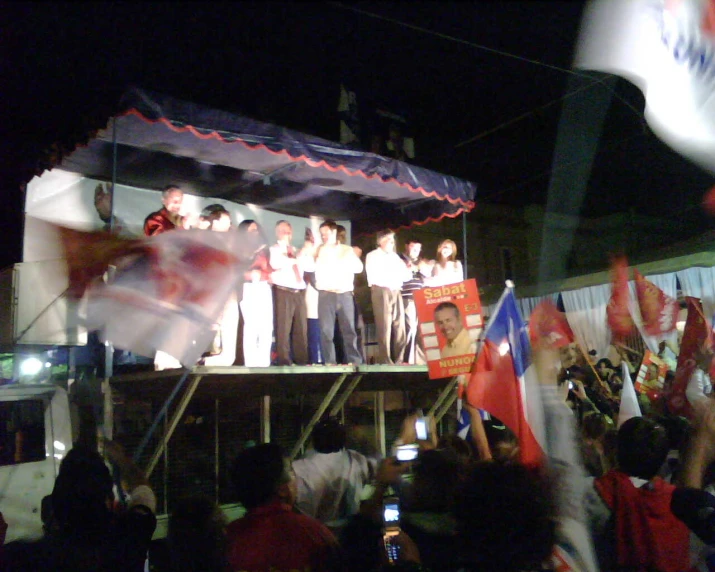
[668,297,713,417]
[634,270,679,336]
[466,290,544,466]
[58,226,146,299]
[529,299,574,350]
[606,255,635,338]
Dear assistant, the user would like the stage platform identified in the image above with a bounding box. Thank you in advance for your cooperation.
[109,364,451,400]
[108,365,460,469]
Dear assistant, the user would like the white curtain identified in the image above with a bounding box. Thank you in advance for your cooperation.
[517,293,560,322]
[561,284,612,360]
[627,271,679,354]
[677,266,715,320]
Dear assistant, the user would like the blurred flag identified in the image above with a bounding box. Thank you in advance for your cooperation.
[634,269,679,336]
[575,0,715,175]
[529,299,575,350]
[466,288,545,466]
[59,225,146,299]
[59,225,244,368]
[618,362,642,428]
[669,297,714,416]
[607,255,635,338]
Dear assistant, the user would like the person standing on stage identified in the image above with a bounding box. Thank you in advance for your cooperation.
[270,220,313,366]
[365,230,411,365]
[429,239,463,286]
[143,185,194,236]
[400,239,430,365]
[237,219,273,367]
[314,220,363,365]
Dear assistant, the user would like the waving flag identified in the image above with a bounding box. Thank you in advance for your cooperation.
[529,299,574,350]
[669,297,713,416]
[634,269,679,336]
[466,288,545,466]
[607,256,635,338]
[58,225,245,368]
[575,0,715,175]
[618,362,642,428]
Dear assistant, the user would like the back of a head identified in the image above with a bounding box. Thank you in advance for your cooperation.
[581,411,608,441]
[454,462,555,571]
[405,449,462,513]
[168,494,228,572]
[51,446,113,533]
[231,443,289,510]
[617,417,670,479]
[312,417,346,453]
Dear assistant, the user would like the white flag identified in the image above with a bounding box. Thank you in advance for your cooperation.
[618,361,642,428]
[575,0,715,174]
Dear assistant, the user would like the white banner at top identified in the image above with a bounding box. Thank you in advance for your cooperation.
[575,0,715,174]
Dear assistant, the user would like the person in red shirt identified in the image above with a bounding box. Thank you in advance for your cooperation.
[143,185,189,236]
[226,443,342,572]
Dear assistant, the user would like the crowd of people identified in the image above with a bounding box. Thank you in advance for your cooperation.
[142,185,467,369]
[3,340,715,571]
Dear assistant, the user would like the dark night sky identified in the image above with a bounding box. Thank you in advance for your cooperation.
[1,1,713,269]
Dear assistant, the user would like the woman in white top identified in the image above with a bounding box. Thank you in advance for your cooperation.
[429,239,463,286]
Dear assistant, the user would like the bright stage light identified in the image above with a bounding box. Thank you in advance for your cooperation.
[20,357,43,376]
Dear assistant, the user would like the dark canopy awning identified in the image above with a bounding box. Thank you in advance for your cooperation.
[57,87,476,233]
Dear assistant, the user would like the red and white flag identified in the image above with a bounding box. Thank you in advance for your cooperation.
[58,224,244,367]
[529,299,574,350]
[634,270,679,336]
[607,256,636,339]
[669,297,713,417]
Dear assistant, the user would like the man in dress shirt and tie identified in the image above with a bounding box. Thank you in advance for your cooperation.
[270,220,313,366]
[365,230,412,364]
[314,220,364,365]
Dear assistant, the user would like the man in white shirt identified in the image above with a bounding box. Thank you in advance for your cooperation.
[292,417,374,535]
[314,220,364,365]
[365,230,412,364]
[270,220,313,365]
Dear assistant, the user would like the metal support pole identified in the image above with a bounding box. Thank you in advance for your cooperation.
[329,374,363,417]
[435,391,458,425]
[146,374,204,477]
[215,398,220,504]
[289,373,348,460]
[376,391,386,458]
[260,395,271,444]
[427,377,459,418]
[462,211,468,277]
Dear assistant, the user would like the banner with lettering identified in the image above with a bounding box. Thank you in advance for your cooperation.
[413,279,483,379]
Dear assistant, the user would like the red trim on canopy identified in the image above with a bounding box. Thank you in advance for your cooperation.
[120,108,476,211]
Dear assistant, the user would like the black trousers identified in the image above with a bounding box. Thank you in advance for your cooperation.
[273,286,308,365]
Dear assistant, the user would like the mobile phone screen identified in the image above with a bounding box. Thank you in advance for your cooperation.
[415,418,428,440]
[383,499,400,531]
[395,444,418,462]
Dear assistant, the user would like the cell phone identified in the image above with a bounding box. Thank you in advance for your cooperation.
[383,496,401,535]
[568,381,574,390]
[415,415,429,441]
[395,444,419,462]
[384,534,400,564]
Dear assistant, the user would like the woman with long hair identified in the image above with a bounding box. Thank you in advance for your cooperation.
[430,239,463,286]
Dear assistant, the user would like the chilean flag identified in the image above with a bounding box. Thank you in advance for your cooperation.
[466,288,546,466]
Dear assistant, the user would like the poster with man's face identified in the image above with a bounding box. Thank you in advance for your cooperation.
[413,279,483,379]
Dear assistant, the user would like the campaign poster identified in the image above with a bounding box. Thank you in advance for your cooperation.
[634,350,667,392]
[413,279,483,379]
